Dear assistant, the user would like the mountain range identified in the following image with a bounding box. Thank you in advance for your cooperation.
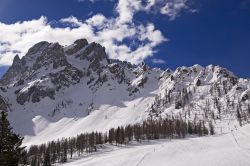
[0,39,249,146]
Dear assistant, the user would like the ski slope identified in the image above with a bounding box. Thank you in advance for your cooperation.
[60,124,250,166]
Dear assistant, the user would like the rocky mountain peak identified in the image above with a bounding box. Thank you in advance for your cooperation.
[32,42,67,70]
[73,39,88,50]
[0,55,25,85]
[21,41,52,69]
[12,54,21,67]
[25,41,50,57]
[65,39,89,55]
[76,42,108,62]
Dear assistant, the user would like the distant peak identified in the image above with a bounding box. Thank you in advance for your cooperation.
[192,64,204,70]
[48,42,62,49]
[65,39,89,55]
[32,41,50,48]
[26,41,51,56]
[13,54,21,64]
[80,42,107,61]
[10,54,23,70]
[139,62,149,71]
[74,38,88,46]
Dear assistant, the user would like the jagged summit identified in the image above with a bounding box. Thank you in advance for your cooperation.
[0,39,249,146]
[0,39,108,86]
[65,39,88,55]
[0,39,238,87]
[12,54,21,66]
[0,54,24,85]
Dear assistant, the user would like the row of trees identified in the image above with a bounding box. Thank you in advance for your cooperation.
[25,116,213,166]
[0,109,216,166]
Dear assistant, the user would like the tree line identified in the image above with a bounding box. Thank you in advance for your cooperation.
[24,116,213,166]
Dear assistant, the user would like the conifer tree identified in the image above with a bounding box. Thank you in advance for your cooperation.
[43,147,51,166]
[61,139,68,163]
[0,111,25,166]
[209,121,215,135]
[237,106,242,126]
[31,154,37,166]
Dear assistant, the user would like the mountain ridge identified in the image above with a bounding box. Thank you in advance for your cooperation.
[0,39,249,146]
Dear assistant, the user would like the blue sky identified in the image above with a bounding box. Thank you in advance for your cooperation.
[0,0,250,78]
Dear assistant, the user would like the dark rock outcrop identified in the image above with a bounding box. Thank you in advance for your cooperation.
[16,86,55,105]
[0,55,25,85]
[65,39,88,55]
[50,66,83,89]
[0,95,9,111]
[32,43,68,70]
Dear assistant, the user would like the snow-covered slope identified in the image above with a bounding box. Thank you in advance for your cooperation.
[61,124,250,166]
[0,39,249,146]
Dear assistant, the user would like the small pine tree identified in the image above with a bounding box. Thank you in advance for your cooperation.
[0,111,25,166]
[237,107,242,126]
[19,149,28,165]
[187,121,193,134]
[43,147,51,166]
[61,140,67,163]
[31,155,37,166]
[209,121,215,135]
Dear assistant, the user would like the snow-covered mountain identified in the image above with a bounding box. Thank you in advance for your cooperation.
[0,39,249,146]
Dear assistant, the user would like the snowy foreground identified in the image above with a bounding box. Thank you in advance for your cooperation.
[59,124,250,166]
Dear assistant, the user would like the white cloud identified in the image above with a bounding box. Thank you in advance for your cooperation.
[60,16,83,27]
[86,14,107,27]
[0,0,193,66]
[0,16,95,66]
[152,58,166,64]
[160,0,188,20]
[139,23,167,46]
[115,0,142,24]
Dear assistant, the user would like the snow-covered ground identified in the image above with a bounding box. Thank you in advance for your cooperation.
[59,124,250,166]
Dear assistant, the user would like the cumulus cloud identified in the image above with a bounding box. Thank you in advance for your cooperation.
[86,14,107,27]
[115,0,142,24]
[0,0,193,66]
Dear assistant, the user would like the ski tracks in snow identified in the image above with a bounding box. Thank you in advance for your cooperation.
[135,143,165,166]
[230,129,250,157]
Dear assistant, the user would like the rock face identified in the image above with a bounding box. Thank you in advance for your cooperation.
[65,39,88,55]
[0,95,9,111]
[0,55,25,85]
[17,85,55,105]
[50,66,83,88]
[0,39,250,142]
[32,43,67,70]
